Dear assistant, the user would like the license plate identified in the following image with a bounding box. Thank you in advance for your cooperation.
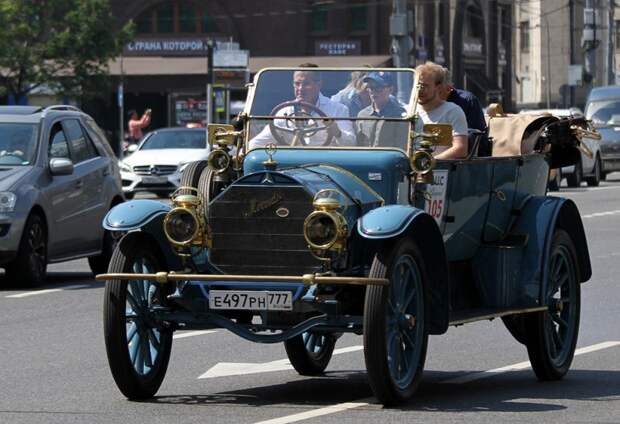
[141,176,167,184]
[209,290,293,311]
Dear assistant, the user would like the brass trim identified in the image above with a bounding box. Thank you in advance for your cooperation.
[96,272,389,286]
[303,209,347,251]
[163,207,201,246]
[207,149,232,174]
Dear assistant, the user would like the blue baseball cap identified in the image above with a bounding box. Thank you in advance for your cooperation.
[363,71,395,87]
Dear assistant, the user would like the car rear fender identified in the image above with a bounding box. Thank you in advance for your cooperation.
[358,205,450,335]
[512,196,591,305]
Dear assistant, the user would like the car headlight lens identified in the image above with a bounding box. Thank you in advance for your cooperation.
[164,208,199,246]
[207,149,231,174]
[119,161,132,173]
[304,211,341,250]
[0,192,17,212]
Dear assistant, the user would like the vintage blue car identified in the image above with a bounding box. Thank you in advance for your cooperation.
[98,68,593,406]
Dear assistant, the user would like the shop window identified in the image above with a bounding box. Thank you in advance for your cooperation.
[520,21,530,53]
[615,20,620,47]
[311,4,328,32]
[350,4,368,32]
[179,3,196,33]
[156,4,174,33]
[135,10,153,34]
[466,5,484,39]
[202,15,216,33]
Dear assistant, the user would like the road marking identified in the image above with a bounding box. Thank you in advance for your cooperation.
[5,284,89,298]
[441,341,620,384]
[173,330,217,339]
[253,399,372,424]
[199,345,363,379]
[582,209,620,219]
[566,185,620,192]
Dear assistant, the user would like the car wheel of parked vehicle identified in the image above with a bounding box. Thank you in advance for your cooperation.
[566,161,582,187]
[525,229,580,381]
[284,332,336,375]
[585,155,602,187]
[548,168,561,191]
[5,213,47,286]
[88,229,117,275]
[103,233,173,400]
[180,160,208,193]
[364,238,428,406]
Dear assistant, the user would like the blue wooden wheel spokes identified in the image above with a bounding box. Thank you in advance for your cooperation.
[386,255,424,389]
[124,256,163,376]
[303,332,326,355]
[545,244,578,366]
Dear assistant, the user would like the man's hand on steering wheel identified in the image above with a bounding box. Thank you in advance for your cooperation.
[269,100,336,146]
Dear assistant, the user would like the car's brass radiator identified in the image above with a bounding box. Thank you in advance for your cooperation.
[208,184,322,275]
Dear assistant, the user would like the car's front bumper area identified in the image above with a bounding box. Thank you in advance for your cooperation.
[121,170,181,196]
[0,214,26,266]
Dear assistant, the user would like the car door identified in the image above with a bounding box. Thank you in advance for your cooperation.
[43,121,85,259]
[62,119,107,254]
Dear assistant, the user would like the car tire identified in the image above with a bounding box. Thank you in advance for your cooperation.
[585,155,602,187]
[524,229,580,381]
[179,160,208,194]
[5,213,47,286]
[198,167,217,207]
[103,233,173,400]
[548,169,561,191]
[566,160,582,187]
[284,332,336,375]
[88,229,117,275]
[364,238,428,406]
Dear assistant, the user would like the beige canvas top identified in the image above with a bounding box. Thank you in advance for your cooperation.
[487,112,556,156]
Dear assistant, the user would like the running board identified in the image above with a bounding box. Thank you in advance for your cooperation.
[449,306,548,326]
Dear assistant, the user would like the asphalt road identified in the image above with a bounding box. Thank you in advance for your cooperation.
[1,177,619,424]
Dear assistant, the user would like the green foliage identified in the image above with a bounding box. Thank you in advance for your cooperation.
[0,0,133,100]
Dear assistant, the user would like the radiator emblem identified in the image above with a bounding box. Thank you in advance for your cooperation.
[244,192,283,217]
[276,207,290,218]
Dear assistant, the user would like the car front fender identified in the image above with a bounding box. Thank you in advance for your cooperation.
[103,199,171,232]
[358,205,450,335]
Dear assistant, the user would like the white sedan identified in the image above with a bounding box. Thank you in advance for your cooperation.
[120,127,209,198]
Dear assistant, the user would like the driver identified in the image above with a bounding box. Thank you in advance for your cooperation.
[249,69,356,149]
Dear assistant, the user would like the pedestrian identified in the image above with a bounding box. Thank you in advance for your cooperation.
[127,108,152,144]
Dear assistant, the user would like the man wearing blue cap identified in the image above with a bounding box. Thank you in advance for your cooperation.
[356,71,408,148]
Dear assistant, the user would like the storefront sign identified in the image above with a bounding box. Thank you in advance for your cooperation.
[463,39,483,55]
[125,38,209,56]
[174,97,207,127]
[498,45,507,66]
[315,41,361,56]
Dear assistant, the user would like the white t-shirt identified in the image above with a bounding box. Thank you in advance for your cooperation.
[416,101,468,155]
[249,93,355,149]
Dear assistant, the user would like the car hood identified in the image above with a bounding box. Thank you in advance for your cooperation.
[123,149,210,167]
[0,166,32,190]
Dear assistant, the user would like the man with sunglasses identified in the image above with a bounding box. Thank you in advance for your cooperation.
[356,71,408,148]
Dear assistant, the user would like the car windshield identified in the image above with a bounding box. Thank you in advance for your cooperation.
[0,123,38,166]
[247,68,415,151]
[585,99,620,125]
[140,130,206,150]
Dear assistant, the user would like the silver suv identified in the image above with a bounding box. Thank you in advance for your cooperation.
[0,105,124,286]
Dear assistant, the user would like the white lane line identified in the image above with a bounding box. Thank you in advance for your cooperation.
[253,399,372,424]
[567,185,620,192]
[173,330,217,339]
[200,345,363,379]
[442,341,620,384]
[5,284,89,298]
[582,209,620,219]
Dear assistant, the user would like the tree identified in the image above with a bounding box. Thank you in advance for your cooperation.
[0,0,133,101]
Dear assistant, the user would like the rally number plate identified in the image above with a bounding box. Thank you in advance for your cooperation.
[209,290,293,311]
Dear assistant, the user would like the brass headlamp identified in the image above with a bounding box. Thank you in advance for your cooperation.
[163,188,209,249]
[303,195,348,255]
[207,123,242,174]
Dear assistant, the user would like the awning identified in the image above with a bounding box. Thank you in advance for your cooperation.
[107,55,392,76]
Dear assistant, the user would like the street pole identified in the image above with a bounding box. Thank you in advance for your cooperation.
[118,55,124,159]
[206,40,214,127]
[544,15,551,109]
[569,0,575,105]
[607,0,615,85]
[390,0,410,103]
[584,0,597,85]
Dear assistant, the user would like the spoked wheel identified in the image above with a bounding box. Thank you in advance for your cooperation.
[525,229,580,380]
[5,213,47,286]
[364,238,428,406]
[103,233,173,399]
[284,332,336,375]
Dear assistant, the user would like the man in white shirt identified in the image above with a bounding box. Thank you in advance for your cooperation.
[249,69,356,149]
[415,62,469,159]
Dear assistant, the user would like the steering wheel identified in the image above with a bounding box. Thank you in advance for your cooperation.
[268,101,335,146]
